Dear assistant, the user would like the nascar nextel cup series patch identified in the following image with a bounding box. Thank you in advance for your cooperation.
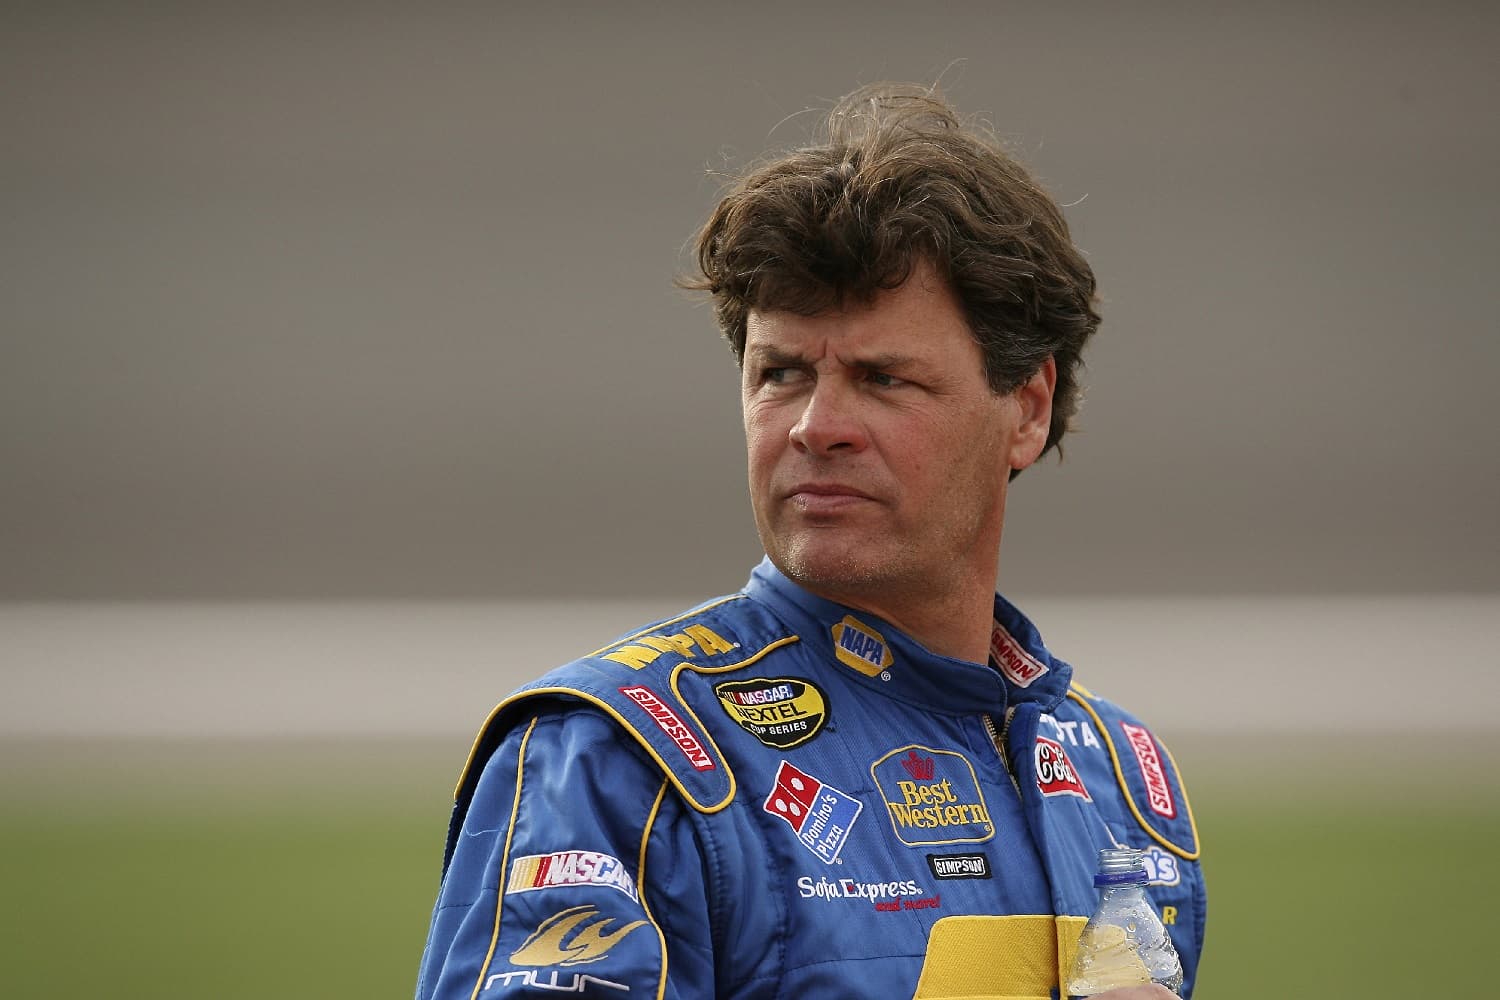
[714,676,829,749]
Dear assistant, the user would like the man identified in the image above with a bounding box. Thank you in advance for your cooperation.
[416,84,1205,1000]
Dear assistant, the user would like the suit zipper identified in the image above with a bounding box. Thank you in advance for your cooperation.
[984,709,1023,798]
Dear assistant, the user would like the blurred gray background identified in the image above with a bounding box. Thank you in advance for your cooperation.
[2,3,1496,740]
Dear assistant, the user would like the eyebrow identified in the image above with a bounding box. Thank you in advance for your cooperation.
[743,345,919,371]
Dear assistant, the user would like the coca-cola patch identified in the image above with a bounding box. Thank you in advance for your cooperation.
[1034,736,1090,800]
[989,624,1047,688]
[1120,722,1176,818]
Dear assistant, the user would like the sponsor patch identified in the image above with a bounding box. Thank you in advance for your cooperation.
[871,746,994,846]
[797,874,925,901]
[990,623,1048,688]
[507,851,639,902]
[1034,736,1091,800]
[483,905,643,992]
[1143,845,1182,886]
[1120,722,1176,818]
[831,616,893,677]
[1041,713,1102,749]
[796,875,941,912]
[601,623,736,669]
[509,905,645,967]
[926,853,992,880]
[763,760,862,864]
[618,685,715,772]
[714,677,828,749]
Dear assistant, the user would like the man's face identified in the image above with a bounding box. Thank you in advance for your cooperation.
[741,263,1052,608]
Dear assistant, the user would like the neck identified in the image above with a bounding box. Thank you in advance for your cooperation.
[808,565,999,665]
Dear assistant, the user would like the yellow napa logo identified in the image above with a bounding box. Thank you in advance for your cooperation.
[831,616,893,677]
[509,905,647,968]
[600,624,737,670]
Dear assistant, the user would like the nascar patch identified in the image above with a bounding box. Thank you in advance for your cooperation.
[871,746,994,846]
[506,851,639,902]
[1034,736,1090,800]
[714,676,828,749]
[763,760,861,864]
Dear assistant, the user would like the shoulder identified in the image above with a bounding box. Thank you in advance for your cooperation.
[453,591,799,822]
[1053,682,1201,862]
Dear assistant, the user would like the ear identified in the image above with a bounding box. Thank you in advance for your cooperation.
[1007,356,1057,473]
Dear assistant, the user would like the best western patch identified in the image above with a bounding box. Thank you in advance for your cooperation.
[831,616,893,677]
[714,677,829,749]
[871,745,994,846]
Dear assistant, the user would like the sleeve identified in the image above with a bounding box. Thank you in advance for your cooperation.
[415,702,718,1000]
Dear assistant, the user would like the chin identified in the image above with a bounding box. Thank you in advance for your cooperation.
[771,537,901,594]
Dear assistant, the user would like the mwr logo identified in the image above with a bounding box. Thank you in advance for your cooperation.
[507,851,639,902]
[831,616,893,677]
[763,760,862,864]
[871,746,994,846]
[484,904,644,993]
[1034,736,1090,800]
[618,686,715,772]
[714,677,828,749]
[990,623,1048,688]
[926,853,992,880]
[1142,845,1182,886]
[1120,722,1176,818]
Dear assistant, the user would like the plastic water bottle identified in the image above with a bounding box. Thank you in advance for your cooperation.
[1065,846,1183,997]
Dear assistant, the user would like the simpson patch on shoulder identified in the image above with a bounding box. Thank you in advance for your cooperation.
[990,623,1047,688]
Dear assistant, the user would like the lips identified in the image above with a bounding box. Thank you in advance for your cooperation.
[783,482,879,514]
[784,481,874,500]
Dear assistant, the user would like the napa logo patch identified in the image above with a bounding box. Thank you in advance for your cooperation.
[871,746,994,846]
[831,616,892,677]
[714,677,828,749]
[763,760,862,864]
[601,623,737,670]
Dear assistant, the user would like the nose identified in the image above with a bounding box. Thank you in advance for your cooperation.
[789,379,868,456]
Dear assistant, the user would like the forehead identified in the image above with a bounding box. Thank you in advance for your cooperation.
[744,266,978,363]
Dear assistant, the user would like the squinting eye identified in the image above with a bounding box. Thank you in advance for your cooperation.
[867,371,904,388]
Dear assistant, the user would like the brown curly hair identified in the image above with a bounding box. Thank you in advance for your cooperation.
[683,83,1100,468]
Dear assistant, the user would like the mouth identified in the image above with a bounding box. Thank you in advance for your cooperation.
[783,482,877,514]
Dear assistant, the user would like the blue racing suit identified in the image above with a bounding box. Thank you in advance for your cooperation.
[416,559,1206,999]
